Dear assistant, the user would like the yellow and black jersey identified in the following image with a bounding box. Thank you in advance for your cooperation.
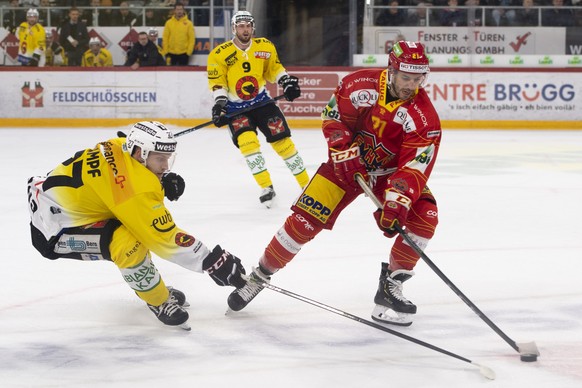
[17,22,45,65]
[28,138,207,270]
[207,37,287,103]
[81,48,113,67]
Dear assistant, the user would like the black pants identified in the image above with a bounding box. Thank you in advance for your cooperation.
[167,53,190,66]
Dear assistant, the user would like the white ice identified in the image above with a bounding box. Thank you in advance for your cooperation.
[1,127,581,388]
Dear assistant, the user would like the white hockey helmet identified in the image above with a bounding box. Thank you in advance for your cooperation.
[27,8,39,19]
[147,27,158,37]
[231,10,255,34]
[89,37,101,46]
[126,121,177,166]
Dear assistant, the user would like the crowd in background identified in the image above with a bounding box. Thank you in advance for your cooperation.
[373,0,581,27]
[1,0,581,67]
[3,0,581,31]
[2,0,232,29]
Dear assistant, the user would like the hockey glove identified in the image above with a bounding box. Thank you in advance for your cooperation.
[203,245,247,288]
[27,57,39,67]
[330,145,368,190]
[278,75,301,101]
[374,189,411,237]
[211,96,229,127]
[325,128,353,151]
[161,172,185,201]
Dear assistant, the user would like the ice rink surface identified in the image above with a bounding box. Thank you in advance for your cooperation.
[1,127,581,387]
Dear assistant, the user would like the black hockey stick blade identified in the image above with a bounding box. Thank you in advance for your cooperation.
[262,281,495,380]
[354,175,539,359]
[174,95,287,138]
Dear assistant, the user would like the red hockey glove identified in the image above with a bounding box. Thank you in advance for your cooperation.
[324,128,353,151]
[374,189,411,237]
[330,145,368,190]
[203,245,247,288]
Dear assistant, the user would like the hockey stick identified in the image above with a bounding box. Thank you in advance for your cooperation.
[262,281,495,380]
[355,175,540,361]
[174,95,287,138]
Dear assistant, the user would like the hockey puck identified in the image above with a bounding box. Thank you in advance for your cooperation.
[520,354,538,362]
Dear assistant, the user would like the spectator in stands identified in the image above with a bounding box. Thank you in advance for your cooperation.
[163,0,178,20]
[486,0,518,26]
[97,0,115,25]
[45,29,65,66]
[406,2,437,26]
[575,1,582,26]
[542,0,575,26]
[439,0,467,26]
[19,0,39,7]
[82,37,113,67]
[38,0,61,27]
[3,0,26,34]
[188,0,209,26]
[82,0,111,27]
[162,2,195,66]
[375,0,407,26]
[59,7,89,66]
[144,0,171,24]
[125,31,166,69]
[514,0,539,26]
[111,1,141,27]
[144,7,165,26]
[465,0,483,26]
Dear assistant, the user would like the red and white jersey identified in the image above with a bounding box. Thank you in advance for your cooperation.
[321,68,441,202]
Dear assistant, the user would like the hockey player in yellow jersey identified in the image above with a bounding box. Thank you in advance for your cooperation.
[81,37,113,67]
[27,121,247,330]
[17,9,45,67]
[207,10,309,208]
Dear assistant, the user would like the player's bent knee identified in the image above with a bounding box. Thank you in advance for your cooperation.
[271,137,296,158]
[109,225,149,268]
[407,199,438,239]
[237,131,261,155]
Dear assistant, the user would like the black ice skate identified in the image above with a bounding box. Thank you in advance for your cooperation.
[168,286,190,308]
[371,262,416,326]
[227,267,271,312]
[148,288,190,330]
[259,185,276,208]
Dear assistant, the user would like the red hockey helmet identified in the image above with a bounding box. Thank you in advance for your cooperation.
[389,41,429,74]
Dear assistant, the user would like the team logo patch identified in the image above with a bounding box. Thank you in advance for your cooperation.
[151,210,175,233]
[175,232,195,247]
[267,116,285,135]
[389,178,409,194]
[254,51,271,59]
[349,89,378,108]
[236,76,259,100]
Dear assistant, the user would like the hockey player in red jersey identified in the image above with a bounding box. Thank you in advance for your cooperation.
[28,121,247,330]
[228,41,441,326]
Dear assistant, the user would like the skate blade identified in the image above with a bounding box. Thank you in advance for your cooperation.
[178,322,191,331]
[371,304,414,327]
[182,301,191,308]
[261,199,273,209]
